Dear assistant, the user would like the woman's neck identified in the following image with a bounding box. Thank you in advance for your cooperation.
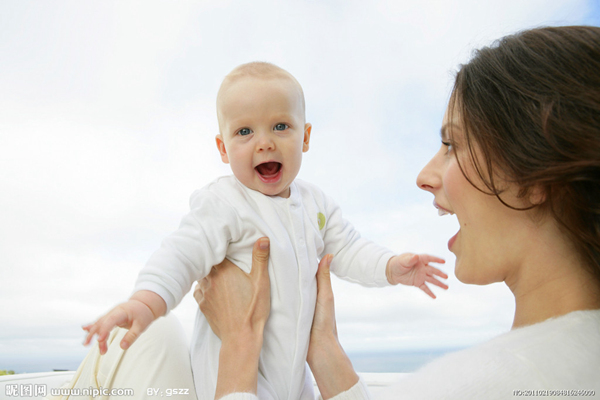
[506,219,600,329]
[510,269,600,328]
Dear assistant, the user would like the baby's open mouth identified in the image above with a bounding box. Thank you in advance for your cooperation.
[255,162,282,181]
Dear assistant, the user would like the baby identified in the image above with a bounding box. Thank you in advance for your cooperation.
[84,62,447,399]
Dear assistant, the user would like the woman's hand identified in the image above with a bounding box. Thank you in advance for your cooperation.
[307,255,338,360]
[307,255,360,399]
[194,237,271,399]
[195,237,271,342]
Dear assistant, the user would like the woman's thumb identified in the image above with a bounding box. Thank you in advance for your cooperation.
[250,237,270,278]
[316,254,333,292]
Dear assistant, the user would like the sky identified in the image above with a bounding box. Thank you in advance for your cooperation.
[1,0,598,373]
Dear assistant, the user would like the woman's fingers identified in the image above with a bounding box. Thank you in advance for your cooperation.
[250,237,271,325]
[193,281,203,305]
[307,254,337,367]
[312,254,336,335]
[308,254,360,399]
[250,237,270,281]
[316,254,334,301]
[196,237,272,342]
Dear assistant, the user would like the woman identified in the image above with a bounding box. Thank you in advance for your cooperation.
[198,26,600,399]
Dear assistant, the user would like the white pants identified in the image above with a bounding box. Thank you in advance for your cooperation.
[47,314,198,400]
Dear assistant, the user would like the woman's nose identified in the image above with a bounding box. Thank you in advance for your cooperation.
[416,152,442,192]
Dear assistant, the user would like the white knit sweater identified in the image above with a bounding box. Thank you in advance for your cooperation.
[222,309,600,400]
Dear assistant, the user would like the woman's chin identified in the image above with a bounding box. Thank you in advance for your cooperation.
[455,264,496,286]
[454,266,467,283]
[454,262,474,284]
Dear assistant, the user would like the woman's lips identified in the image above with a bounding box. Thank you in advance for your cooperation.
[434,201,453,216]
[448,230,459,251]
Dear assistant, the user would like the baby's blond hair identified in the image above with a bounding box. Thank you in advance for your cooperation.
[217,61,306,119]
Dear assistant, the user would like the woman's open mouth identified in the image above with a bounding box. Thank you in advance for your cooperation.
[434,201,454,216]
[255,162,283,183]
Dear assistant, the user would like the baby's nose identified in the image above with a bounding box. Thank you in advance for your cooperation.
[256,132,276,151]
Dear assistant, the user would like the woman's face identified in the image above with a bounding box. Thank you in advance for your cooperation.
[417,104,534,285]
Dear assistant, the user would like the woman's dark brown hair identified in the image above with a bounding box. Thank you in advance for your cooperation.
[450,26,600,282]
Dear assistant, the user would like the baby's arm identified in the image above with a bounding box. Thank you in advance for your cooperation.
[83,185,240,354]
[316,186,447,295]
[82,290,166,355]
[386,254,448,298]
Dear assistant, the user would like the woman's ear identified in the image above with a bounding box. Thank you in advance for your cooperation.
[528,185,547,206]
[215,135,230,164]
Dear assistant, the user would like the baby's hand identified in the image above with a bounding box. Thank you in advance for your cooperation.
[386,253,448,298]
[83,295,159,355]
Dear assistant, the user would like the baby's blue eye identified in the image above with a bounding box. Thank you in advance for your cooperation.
[274,123,288,131]
[238,128,252,136]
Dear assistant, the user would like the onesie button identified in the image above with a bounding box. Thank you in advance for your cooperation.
[299,239,305,247]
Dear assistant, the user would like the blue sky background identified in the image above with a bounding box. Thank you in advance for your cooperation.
[1,0,599,373]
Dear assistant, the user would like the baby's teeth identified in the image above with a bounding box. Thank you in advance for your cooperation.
[438,208,449,216]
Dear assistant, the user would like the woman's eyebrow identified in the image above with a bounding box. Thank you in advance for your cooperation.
[440,123,461,140]
[440,125,449,140]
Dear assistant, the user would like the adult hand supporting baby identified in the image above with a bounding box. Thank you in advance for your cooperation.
[307,255,360,399]
[194,237,271,399]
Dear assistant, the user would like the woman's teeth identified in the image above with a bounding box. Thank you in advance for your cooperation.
[433,201,453,216]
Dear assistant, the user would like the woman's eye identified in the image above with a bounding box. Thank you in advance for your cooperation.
[274,123,288,131]
[442,141,453,153]
[238,128,252,136]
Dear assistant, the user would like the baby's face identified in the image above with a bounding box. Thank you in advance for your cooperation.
[216,77,311,198]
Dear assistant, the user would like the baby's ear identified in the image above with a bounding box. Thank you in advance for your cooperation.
[302,123,312,153]
[215,135,230,164]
